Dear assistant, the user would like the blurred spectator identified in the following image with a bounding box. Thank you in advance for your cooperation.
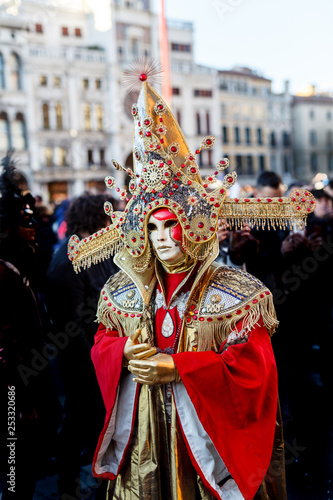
[324,178,333,198]
[230,171,288,293]
[223,173,333,492]
[34,201,58,293]
[215,218,253,268]
[309,188,333,221]
[45,192,118,499]
[52,199,71,246]
[0,152,61,499]
[275,187,333,492]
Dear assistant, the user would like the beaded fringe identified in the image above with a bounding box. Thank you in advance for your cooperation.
[96,295,142,337]
[197,293,279,352]
[69,229,123,274]
[220,198,307,231]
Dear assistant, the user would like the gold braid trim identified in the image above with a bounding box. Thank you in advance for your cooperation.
[196,292,278,352]
[67,227,122,273]
[221,189,316,231]
[96,292,143,337]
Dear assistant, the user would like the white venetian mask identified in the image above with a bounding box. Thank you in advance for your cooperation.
[147,212,185,264]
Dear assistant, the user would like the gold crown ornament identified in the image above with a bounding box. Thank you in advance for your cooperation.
[68,59,316,273]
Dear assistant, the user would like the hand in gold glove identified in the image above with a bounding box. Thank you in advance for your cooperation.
[123,328,156,364]
[128,353,179,385]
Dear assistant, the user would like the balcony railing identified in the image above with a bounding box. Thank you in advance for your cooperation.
[28,45,106,64]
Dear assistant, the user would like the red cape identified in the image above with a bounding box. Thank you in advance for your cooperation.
[91,318,277,499]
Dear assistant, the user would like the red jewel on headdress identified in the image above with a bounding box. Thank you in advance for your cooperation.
[139,73,147,82]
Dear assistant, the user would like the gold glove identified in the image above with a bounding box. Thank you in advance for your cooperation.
[123,328,156,366]
[128,353,180,385]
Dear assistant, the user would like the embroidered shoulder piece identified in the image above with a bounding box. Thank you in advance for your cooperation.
[186,265,278,351]
[96,270,144,335]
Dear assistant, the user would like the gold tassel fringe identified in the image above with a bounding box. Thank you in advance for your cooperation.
[197,293,278,352]
[68,227,122,273]
[220,196,312,231]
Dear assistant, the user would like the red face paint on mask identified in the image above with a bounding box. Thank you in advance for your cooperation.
[151,208,183,246]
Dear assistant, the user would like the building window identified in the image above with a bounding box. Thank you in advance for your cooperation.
[42,103,50,130]
[83,78,89,89]
[309,130,317,146]
[171,43,191,52]
[9,53,22,91]
[222,126,228,144]
[234,126,240,144]
[0,112,10,151]
[309,109,315,120]
[96,105,103,131]
[206,112,211,134]
[54,76,61,88]
[327,111,332,121]
[95,79,102,89]
[56,103,63,130]
[100,148,106,166]
[87,149,94,166]
[35,23,43,33]
[40,75,47,86]
[270,131,276,147]
[236,155,242,174]
[257,128,262,145]
[0,53,5,89]
[172,87,181,95]
[196,113,201,135]
[259,155,265,172]
[45,146,53,167]
[84,104,91,131]
[62,26,69,36]
[75,28,82,37]
[283,154,289,173]
[328,154,333,172]
[56,147,67,167]
[245,127,251,145]
[327,130,333,147]
[199,149,212,167]
[131,38,139,58]
[282,131,290,147]
[11,112,26,151]
[194,89,212,97]
[310,153,318,172]
[246,155,253,175]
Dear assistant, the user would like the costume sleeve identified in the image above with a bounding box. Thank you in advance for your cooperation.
[91,324,128,412]
[171,320,277,500]
[91,324,139,480]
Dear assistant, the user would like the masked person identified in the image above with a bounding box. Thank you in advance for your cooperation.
[68,65,315,499]
[0,152,61,499]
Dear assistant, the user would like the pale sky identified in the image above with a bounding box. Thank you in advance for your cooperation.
[156,0,333,95]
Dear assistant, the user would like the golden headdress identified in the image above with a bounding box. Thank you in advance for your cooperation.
[68,61,316,273]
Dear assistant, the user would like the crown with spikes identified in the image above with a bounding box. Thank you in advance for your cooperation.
[68,59,316,273]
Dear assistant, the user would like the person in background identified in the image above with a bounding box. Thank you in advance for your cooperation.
[45,192,119,499]
[276,187,333,495]
[324,178,333,199]
[0,152,61,499]
[228,171,288,294]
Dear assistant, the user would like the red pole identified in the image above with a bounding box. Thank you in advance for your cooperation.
[159,0,172,104]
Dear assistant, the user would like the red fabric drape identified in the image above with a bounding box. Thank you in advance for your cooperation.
[172,323,278,499]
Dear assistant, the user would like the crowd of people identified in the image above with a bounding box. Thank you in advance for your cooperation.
[0,152,332,499]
